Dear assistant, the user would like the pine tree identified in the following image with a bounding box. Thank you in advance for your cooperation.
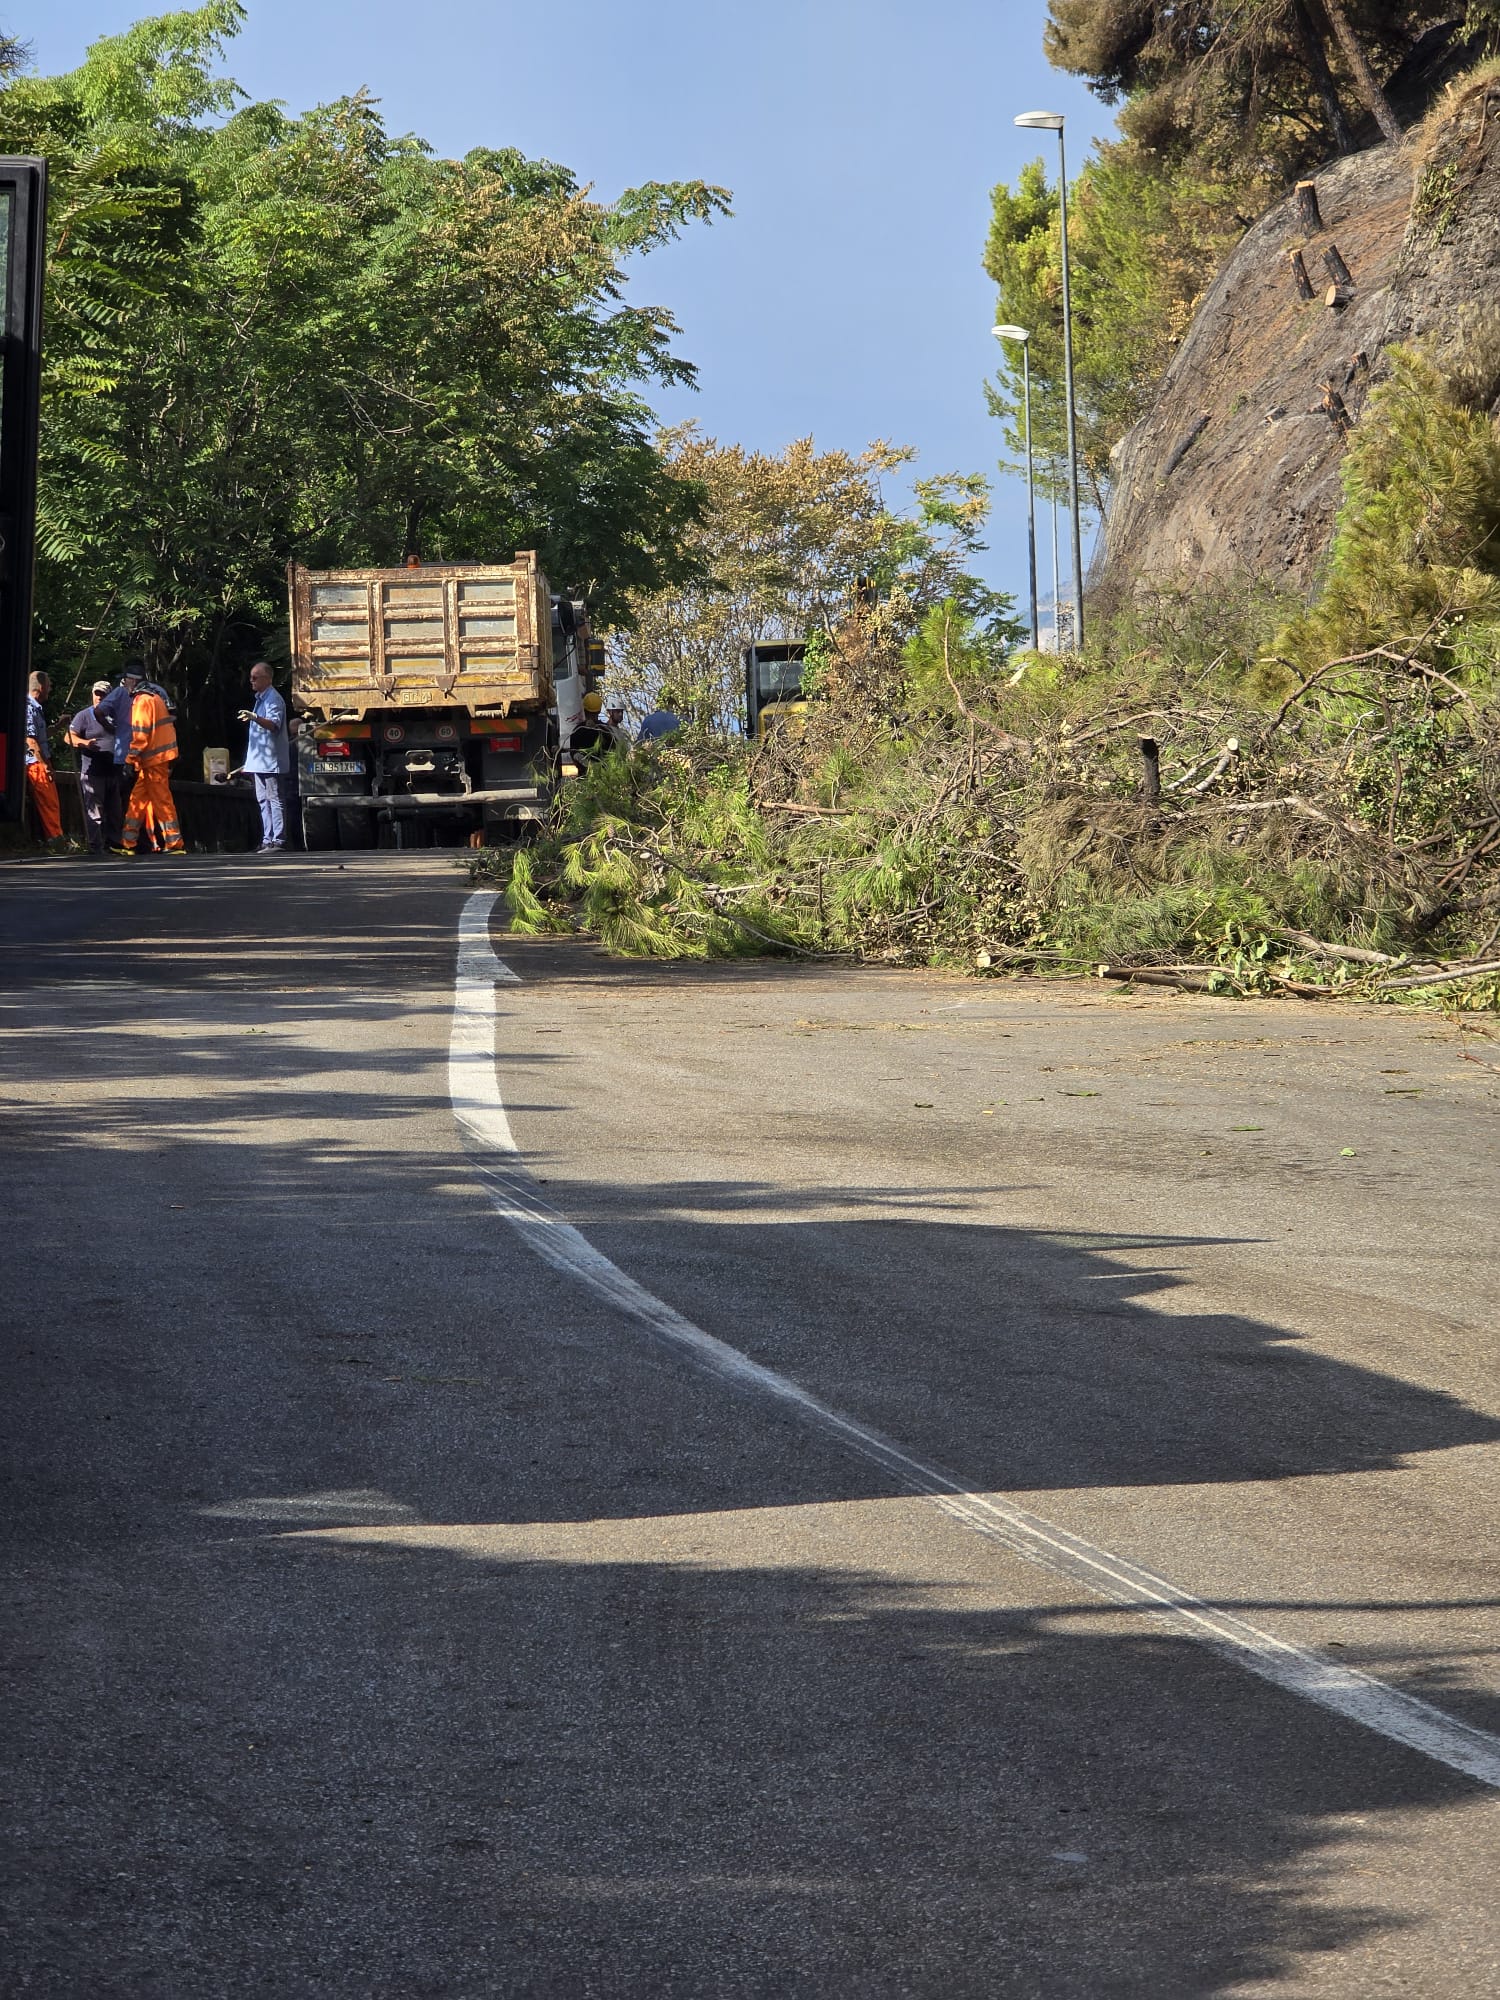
[1044,1,1474,176]
[1273,349,1500,672]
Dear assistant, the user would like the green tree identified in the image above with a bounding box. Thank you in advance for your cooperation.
[1272,347,1500,673]
[4,4,728,744]
[985,149,1246,518]
[609,429,1021,732]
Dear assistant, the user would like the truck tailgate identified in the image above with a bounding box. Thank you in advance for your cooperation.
[289,557,552,719]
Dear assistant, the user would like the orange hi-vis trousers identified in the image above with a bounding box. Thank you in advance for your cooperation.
[26,762,63,842]
[122,762,184,853]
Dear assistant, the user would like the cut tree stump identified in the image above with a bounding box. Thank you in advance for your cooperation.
[1320,383,1354,436]
[1323,243,1354,287]
[1287,248,1315,301]
[1295,180,1323,232]
[1138,737,1161,804]
[1325,283,1352,309]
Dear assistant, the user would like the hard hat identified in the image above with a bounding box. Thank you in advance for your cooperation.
[582,690,603,714]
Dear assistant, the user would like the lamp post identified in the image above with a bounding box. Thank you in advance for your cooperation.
[1049,463,1062,650]
[992,325,1037,650]
[1014,110,1084,650]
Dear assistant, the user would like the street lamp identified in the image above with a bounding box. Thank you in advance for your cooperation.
[1049,459,1062,650]
[992,325,1038,650]
[1014,110,1084,649]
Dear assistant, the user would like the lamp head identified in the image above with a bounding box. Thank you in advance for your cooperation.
[993,324,1030,343]
[1014,111,1065,130]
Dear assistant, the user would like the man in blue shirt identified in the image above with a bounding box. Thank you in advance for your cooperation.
[25,672,65,845]
[239,661,290,853]
[65,678,123,854]
[93,669,135,777]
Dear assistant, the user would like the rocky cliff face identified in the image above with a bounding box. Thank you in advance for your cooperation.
[1097,70,1500,602]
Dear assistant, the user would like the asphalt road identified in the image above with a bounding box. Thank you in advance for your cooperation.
[2,851,1498,1998]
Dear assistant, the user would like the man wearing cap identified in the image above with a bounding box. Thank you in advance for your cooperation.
[567,689,616,764]
[66,679,123,854]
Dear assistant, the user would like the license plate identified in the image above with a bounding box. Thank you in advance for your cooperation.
[313,758,363,774]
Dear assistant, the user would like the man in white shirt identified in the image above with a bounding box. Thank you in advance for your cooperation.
[239,661,290,853]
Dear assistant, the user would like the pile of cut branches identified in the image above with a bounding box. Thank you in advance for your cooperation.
[475,619,1500,1008]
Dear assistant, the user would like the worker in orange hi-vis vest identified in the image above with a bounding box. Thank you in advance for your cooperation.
[120,675,185,854]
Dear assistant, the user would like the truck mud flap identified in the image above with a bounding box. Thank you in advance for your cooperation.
[302,803,338,851]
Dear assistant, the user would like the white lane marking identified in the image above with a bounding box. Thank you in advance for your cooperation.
[450,890,1500,1791]
[457,889,521,986]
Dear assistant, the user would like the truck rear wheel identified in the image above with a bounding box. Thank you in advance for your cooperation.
[302,803,338,851]
[335,806,375,850]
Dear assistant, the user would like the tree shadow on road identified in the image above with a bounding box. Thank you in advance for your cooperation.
[5,865,1500,1993]
[6,1518,1496,1996]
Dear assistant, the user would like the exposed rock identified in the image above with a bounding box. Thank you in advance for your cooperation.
[1096,69,1500,603]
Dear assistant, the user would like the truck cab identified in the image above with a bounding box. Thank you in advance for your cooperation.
[743,640,809,742]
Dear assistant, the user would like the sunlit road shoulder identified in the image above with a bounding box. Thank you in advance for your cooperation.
[1,854,1497,1998]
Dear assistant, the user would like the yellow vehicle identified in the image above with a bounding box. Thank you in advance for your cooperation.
[743,640,809,741]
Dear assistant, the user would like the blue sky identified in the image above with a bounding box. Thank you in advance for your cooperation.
[34,1,1118,613]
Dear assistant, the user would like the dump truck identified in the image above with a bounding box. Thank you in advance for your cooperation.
[287,552,595,848]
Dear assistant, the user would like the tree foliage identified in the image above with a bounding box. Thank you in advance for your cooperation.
[1045,1,1492,177]
[3,4,728,739]
[490,580,1500,986]
[1272,347,1500,672]
[985,151,1248,517]
[609,429,1022,732]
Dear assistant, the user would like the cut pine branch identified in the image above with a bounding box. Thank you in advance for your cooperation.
[1276,930,1401,966]
[1374,958,1500,993]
